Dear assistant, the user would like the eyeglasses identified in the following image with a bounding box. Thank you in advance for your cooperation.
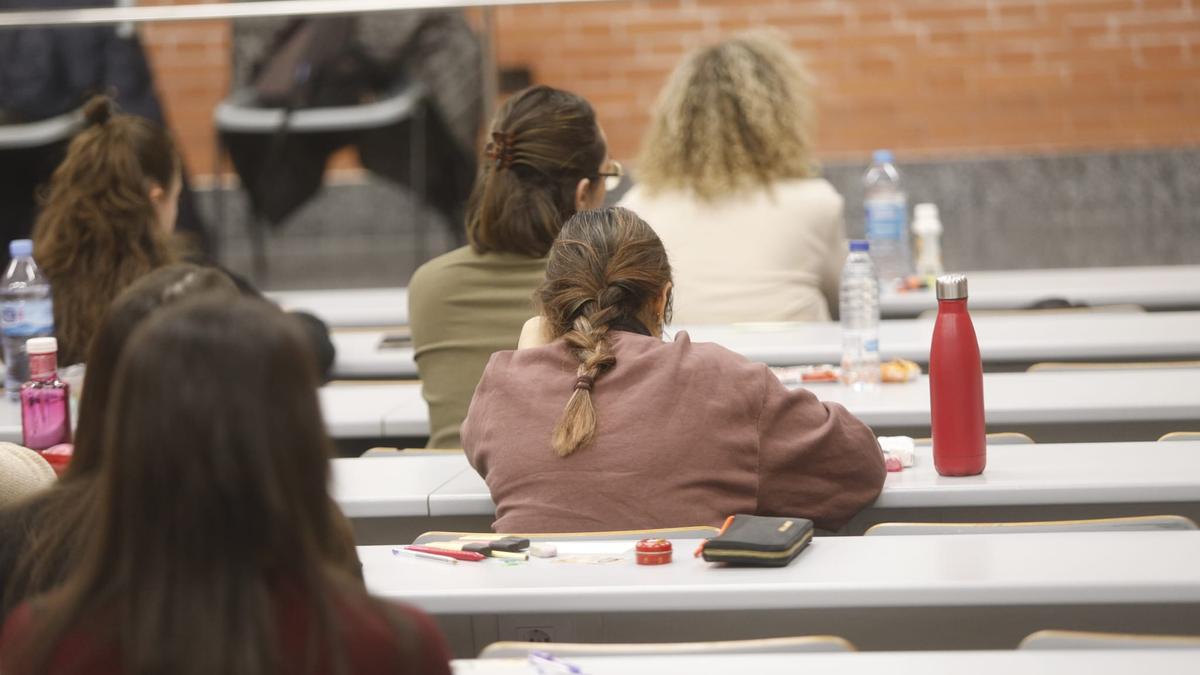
[597,160,623,191]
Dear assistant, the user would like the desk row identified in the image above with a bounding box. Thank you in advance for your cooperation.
[268,264,1200,327]
[451,651,1200,675]
[4,368,1193,445]
[330,309,1200,379]
[332,441,1200,541]
[362,530,1200,654]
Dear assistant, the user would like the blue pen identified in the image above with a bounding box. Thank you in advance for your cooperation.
[529,650,585,674]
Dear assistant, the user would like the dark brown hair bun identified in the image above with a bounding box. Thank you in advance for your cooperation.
[83,95,115,126]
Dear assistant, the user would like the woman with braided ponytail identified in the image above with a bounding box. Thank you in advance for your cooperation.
[409,85,618,449]
[463,207,885,533]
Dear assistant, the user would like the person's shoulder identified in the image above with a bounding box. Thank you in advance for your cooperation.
[773,177,843,206]
[410,246,476,286]
[345,596,452,673]
[0,600,38,670]
[628,331,766,380]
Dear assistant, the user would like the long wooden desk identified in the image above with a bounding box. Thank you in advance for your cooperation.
[452,651,1200,675]
[879,264,1200,317]
[337,441,1200,542]
[377,368,1200,442]
[361,531,1200,654]
[330,311,1200,379]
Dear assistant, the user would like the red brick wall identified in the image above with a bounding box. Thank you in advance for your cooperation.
[132,0,1199,177]
[137,0,230,181]
[494,0,1200,163]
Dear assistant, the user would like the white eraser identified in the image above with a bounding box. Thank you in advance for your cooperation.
[877,436,915,467]
[529,543,557,558]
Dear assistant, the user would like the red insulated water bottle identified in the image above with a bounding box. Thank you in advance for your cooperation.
[929,274,986,476]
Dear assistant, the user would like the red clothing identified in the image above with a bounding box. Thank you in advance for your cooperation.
[462,330,886,533]
[0,590,451,675]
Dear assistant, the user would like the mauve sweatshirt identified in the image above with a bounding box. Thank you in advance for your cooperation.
[461,330,886,533]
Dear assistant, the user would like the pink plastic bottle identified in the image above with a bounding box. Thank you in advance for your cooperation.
[929,274,986,476]
[20,337,72,471]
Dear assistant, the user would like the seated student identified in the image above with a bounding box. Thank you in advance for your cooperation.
[0,265,355,618]
[463,207,884,534]
[0,297,450,674]
[31,96,182,366]
[0,265,240,617]
[620,32,847,324]
[28,95,336,377]
[408,85,616,448]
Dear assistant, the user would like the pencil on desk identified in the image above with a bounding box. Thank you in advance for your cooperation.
[392,547,458,565]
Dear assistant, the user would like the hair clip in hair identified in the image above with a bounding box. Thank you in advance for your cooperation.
[484,131,516,169]
[573,374,595,392]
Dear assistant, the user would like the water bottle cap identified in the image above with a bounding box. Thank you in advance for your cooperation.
[26,337,57,355]
[936,274,969,300]
[849,240,870,252]
[914,203,939,220]
[8,239,32,257]
[872,149,894,164]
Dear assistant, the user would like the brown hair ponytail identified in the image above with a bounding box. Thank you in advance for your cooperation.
[32,95,181,364]
[537,207,673,456]
[465,85,606,258]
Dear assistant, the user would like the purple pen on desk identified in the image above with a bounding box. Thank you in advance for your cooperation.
[530,650,585,674]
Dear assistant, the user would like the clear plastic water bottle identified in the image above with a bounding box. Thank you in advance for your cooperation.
[2,240,55,399]
[840,240,881,391]
[864,149,912,283]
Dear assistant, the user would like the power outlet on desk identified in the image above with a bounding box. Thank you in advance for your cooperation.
[514,625,556,643]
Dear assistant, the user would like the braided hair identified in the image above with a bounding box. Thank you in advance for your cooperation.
[537,207,673,456]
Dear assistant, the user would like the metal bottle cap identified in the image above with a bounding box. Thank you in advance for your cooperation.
[936,274,968,300]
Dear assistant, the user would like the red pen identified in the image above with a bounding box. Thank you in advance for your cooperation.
[403,545,487,562]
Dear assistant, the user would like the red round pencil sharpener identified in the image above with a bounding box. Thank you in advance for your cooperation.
[635,539,673,565]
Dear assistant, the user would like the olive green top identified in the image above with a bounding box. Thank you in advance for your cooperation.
[408,246,547,448]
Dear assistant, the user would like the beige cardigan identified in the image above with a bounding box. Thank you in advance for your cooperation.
[462,330,885,533]
[620,178,847,324]
[0,443,55,507]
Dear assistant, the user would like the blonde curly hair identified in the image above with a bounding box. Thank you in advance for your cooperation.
[635,32,818,201]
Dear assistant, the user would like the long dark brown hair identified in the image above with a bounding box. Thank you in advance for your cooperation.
[537,207,673,456]
[5,264,238,617]
[465,85,606,258]
[8,297,387,675]
[32,95,181,365]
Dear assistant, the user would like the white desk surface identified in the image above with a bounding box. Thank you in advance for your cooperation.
[378,367,1200,438]
[266,266,1200,328]
[320,382,425,439]
[683,310,1200,366]
[360,530,1200,613]
[0,396,22,443]
[879,265,1200,317]
[267,286,408,328]
[807,368,1200,428]
[451,651,1200,675]
[330,455,463,518]
[408,441,1200,518]
[331,329,417,378]
[330,311,1200,379]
